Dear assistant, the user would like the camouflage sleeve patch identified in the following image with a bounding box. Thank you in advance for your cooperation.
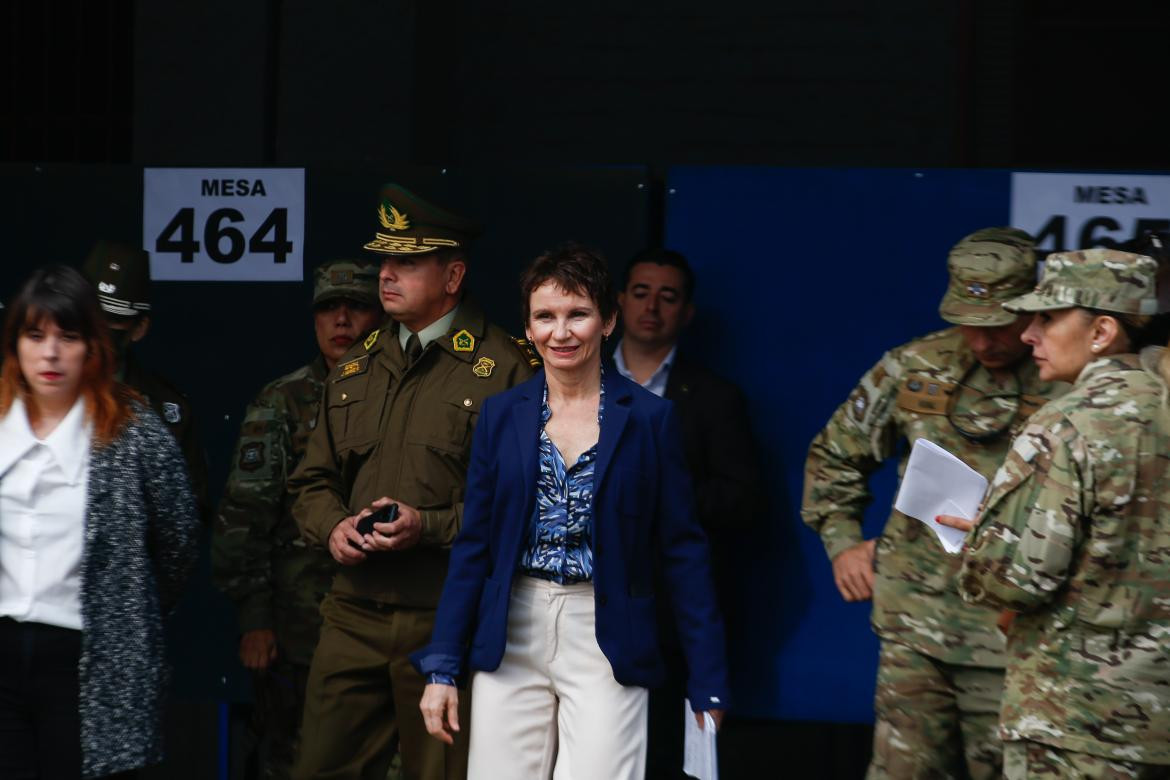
[960,412,1085,612]
[802,348,905,558]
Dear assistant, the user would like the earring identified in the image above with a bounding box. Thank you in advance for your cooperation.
[1091,343,1101,352]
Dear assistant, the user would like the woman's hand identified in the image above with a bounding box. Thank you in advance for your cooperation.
[934,514,975,533]
[695,709,725,731]
[420,683,461,745]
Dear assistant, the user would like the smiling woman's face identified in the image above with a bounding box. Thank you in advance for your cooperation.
[18,315,88,407]
[525,281,613,377]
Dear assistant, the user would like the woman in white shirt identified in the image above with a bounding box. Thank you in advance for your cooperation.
[0,265,200,779]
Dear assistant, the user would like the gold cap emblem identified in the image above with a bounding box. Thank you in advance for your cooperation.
[377,202,410,232]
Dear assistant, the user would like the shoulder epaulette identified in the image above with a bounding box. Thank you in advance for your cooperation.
[511,336,542,368]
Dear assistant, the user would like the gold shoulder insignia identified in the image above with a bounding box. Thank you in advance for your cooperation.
[363,329,380,350]
[452,329,476,352]
[337,355,369,381]
[512,337,542,368]
[377,202,410,231]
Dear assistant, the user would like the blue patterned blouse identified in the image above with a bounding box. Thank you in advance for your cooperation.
[517,371,606,584]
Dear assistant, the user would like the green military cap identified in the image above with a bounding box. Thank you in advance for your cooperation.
[1004,247,1163,315]
[312,259,380,307]
[362,183,481,256]
[82,240,151,318]
[938,227,1037,327]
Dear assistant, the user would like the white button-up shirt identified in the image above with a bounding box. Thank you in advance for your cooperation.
[0,397,91,630]
[613,339,677,399]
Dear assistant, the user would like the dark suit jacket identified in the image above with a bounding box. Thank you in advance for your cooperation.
[664,357,764,600]
[411,369,731,710]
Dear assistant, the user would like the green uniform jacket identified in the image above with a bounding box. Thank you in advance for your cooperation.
[212,354,336,666]
[289,300,535,608]
[802,327,1065,667]
[122,351,211,525]
[959,350,1170,764]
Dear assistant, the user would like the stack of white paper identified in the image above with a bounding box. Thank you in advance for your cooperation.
[683,700,718,780]
[893,438,988,554]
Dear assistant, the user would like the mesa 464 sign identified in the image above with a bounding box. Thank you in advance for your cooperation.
[143,168,305,281]
[1011,172,1170,252]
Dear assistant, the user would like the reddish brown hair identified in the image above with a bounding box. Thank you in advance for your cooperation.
[0,265,137,445]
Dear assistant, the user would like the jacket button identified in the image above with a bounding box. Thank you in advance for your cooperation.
[597,595,608,606]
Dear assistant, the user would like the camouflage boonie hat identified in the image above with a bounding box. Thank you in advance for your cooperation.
[312,259,379,307]
[362,183,481,256]
[1004,248,1162,315]
[81,240,151,318]
[939,227,1036,327]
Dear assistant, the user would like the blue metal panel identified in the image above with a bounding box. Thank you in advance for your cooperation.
[664,167,1011,721]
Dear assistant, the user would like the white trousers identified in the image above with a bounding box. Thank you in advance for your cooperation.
[467,576,649,780]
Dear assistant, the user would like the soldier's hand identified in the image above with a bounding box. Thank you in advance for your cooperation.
[239,628,278,670]
[329,515,368,565]
[420,683,461,745]
[831,539,876,602]
[364,497,423,551]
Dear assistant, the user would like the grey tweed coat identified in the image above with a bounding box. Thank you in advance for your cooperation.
[77,402,200,777]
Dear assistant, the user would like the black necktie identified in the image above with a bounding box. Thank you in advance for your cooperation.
[405,333,423,366]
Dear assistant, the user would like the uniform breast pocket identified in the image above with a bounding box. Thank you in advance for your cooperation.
[413,391,481,454]
[327,378,374,450]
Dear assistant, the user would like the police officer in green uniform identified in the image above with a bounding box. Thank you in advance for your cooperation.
[212,259,384,778]
[82,240,210,523]
[288,185,537,780]
[802,228,1066,779]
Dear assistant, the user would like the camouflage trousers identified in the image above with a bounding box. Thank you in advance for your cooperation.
[867,640,1004,780]
[249,660,311,780]
[1004,741,1170,780]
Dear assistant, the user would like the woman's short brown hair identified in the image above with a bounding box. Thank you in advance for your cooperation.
[519,242,617,323]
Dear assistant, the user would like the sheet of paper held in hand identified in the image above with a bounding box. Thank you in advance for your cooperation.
[683,700,718,780]
[893,438,988,554]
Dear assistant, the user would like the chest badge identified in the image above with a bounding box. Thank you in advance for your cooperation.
[452,329,476,352]
[162,401,182,424]
[473,356,496,378]
[337,355,368,380]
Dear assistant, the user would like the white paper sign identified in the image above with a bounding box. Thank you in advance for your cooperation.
[893,439,988,554]
[683,700,718,780]
[1011,172,1170,252]
[143,168,305,281]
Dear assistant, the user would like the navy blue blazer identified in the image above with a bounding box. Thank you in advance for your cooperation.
[411,369,731,710]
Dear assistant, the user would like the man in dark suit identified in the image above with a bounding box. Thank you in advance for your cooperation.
[613,248,763,779]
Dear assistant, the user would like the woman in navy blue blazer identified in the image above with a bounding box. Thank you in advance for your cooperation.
[413,244,729,779]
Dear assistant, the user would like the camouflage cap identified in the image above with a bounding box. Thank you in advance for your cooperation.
[363,183,481,256]
[81,240,151,318]
[312,259,380,307]
[1004,247,1162,315]
[939,227,1037,326]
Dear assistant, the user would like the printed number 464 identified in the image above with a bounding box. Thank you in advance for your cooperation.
[155,207,292,264]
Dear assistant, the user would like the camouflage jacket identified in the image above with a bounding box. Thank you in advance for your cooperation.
[212,355,336,666]
[959,350,1170,764]
[802,327,1064,666]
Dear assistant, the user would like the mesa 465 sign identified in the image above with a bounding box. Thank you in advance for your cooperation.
[1011,172,1170,252]
[143,168,305,281]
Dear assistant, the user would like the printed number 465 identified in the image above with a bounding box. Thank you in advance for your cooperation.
[155,207,292,263]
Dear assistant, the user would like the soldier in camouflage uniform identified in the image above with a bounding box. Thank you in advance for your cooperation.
[212,259,384,778]
[802,228,1066,779]
[953,247,1170,779]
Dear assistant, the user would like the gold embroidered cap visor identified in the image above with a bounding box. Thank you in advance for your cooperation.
[362,183,481,256]
[1003,248,1162,316]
